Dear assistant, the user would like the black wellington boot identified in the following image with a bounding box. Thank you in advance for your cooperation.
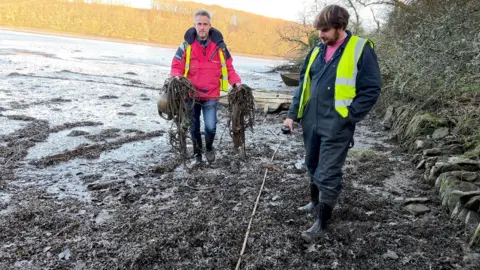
[300,202,332,242]
[192,139,203,164]
[205,135,215,163]
[298,183,319,214]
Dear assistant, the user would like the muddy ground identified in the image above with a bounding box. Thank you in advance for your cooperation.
[1,31,479,269]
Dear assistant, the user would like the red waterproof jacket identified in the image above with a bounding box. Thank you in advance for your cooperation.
[170,27,241,100]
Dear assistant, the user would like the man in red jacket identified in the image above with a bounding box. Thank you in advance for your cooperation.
[171,10,242,164]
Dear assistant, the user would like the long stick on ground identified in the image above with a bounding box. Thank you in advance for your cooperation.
[235,140,283,270]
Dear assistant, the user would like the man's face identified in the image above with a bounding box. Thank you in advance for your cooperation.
[318,28,341,46]
[194,15,211,40]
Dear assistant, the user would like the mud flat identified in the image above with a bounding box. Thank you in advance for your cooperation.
[0,30,478,269]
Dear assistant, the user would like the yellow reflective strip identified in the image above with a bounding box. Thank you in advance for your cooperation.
[184,45,191,77]
[335,37,361,100]
[298,47,320,119]
[336,106,349,117]
[335,85,355,100]
[219,50,229,91]
[220,79,229,92]
[351,38,368,79]
[354,38,367,63]
[336,36,358,79]
[334,35,370,118]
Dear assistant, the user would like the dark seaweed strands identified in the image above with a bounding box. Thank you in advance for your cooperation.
[164,77,197,160]
[227,84,255,152]
[163,78,255,159]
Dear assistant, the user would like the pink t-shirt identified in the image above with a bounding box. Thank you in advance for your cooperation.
[325,37,346,62]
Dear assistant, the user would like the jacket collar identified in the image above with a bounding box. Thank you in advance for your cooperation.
[184,27,225,48]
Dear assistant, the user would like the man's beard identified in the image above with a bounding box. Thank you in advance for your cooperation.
[322,30,341,46]
[196,31,208,40]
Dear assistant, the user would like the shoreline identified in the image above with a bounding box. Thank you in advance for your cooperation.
[0,25,287,61]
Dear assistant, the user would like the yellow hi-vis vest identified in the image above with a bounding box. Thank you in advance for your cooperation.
[183,44,229,92]
[297,36,374,119]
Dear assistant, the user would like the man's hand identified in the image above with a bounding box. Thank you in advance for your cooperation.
[234,83,242,88]
[283,118,294,133]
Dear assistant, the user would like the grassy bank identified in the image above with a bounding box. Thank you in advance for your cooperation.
[371,0,480,154]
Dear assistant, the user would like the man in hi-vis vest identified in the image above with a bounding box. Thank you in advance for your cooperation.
[171,10,241,165]
[283,5,381,242]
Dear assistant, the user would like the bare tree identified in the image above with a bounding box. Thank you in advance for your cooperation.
[274,0,326,62]
[345,0,362,32]
[274,0,402,61]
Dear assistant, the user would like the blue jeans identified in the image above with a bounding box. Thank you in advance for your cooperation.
[186,99,218,155]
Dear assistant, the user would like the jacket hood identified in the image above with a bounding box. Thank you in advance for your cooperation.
[184,27,225,48]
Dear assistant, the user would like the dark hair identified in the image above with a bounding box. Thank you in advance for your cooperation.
[313,5,349,30]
